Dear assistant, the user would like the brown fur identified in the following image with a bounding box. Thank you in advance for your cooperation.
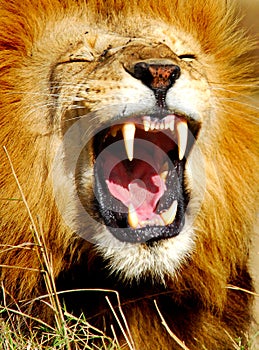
[0,0,258,349]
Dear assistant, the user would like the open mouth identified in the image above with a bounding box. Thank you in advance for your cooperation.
[93,112,199,243]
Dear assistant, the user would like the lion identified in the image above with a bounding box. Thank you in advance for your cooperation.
[0,0,258,349]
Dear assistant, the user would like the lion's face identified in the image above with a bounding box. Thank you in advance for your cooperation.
[49,21,211,282]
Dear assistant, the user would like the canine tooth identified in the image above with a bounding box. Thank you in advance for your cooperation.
[143,116,150,131]
[176,119,188,160]
[128,204,139,229]
[160,200,177,225]
[122,123,135,161]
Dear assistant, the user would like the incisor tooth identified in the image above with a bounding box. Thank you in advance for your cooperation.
[150,121,155,130]
[176,119,188,160]
[169,118,175,131]
[143,118,150,131]
[160,200,177,225]
[122,123,136,161]
[143,120,149,131]
[128,204,139,229]
[159,120,165,130]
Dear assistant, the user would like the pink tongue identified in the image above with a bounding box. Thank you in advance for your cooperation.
[106,159,166,222]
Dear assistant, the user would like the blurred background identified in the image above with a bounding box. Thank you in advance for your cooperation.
[240,0,259,37]
[239,0,259,347]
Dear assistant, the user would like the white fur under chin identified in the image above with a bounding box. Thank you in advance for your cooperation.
[95,219,195,284]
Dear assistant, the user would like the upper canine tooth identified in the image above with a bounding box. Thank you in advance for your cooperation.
[160,200,177,226]
[122,123,136,161]
[128,204,139,229]
[176,119,188,160]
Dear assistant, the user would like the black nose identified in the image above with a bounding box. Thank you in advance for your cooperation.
[132,62,181,107]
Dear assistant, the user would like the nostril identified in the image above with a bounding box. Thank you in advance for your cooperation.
[133,62,152,82]
[170,65,181,82]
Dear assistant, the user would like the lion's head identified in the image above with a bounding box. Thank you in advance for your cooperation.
[52,29,210,283]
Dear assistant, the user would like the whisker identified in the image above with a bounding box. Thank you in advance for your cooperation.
[211,87,259,100]
[210,82,258,88]
[215,97,259,111]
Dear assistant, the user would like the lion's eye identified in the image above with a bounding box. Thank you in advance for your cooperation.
[178,54,196,62]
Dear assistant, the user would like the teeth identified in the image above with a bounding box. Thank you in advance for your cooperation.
[164,120,170,130]
[128,200,178,229]
[159,161,169,182]
[143,116,150,132]
[160,200,177,226]
[110,125,120,137]
[140,216,164,228]
[122,123,136,161]
[160,120,165,130]
[176,119,188,160]
[169,117,175,131]
[114,115,188,163]
[142,115,176,132]
[128,204,139,229]
[150,120,156,130]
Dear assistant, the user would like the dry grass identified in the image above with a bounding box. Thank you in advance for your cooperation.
[1,293,258,350]
[0,309,121,349]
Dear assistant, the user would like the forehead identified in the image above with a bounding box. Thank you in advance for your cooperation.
[76,18,201,58]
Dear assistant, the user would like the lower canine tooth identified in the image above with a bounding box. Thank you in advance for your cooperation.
[122,123,135,161]
[128,204,139,229]
[160,200,177,225]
